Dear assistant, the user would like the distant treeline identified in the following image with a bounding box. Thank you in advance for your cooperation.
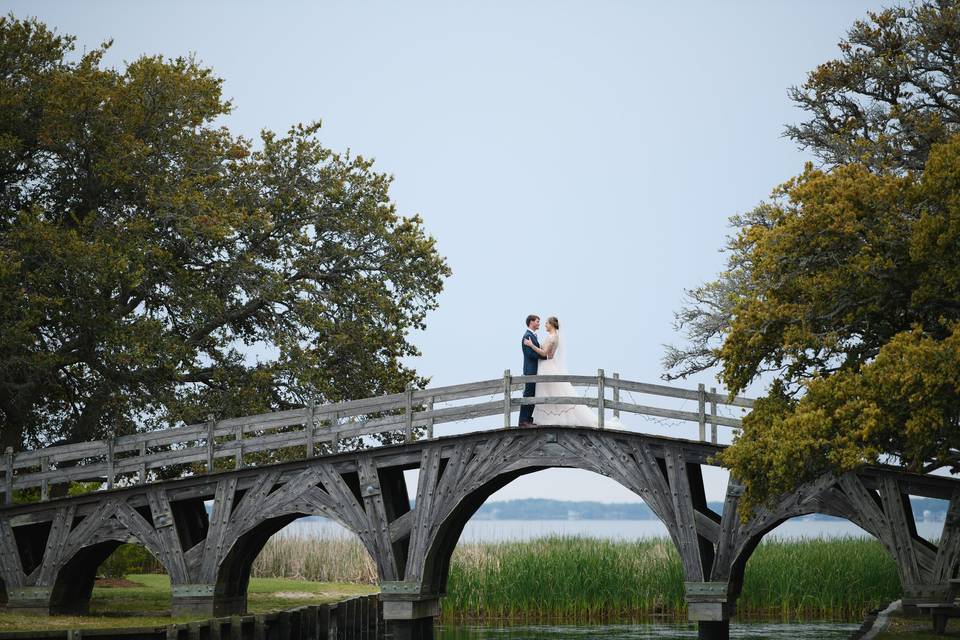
[470,497,950,522]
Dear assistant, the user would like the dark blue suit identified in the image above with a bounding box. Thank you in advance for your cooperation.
[520,329,546,424]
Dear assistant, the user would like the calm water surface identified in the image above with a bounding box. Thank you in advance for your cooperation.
[281,517,945,542]
[436,622,858,639]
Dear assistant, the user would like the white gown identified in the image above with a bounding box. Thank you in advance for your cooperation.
[532,332,621,428]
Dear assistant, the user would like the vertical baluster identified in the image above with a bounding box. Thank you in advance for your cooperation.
[331,412,340,453]
[612,372,620,419]
[235,423,244,469]
[206,414,216,473]
[426,397,435,439]
[306,401,316,459]
[597,369,605,429]
[404,383,414,442]
[106,436,115,489]
[710,387,718,444]
[503,369,512,428]
[40,455,49,501]
[138,441,147,484]
[4,447,13,505]
[698,383,706,441]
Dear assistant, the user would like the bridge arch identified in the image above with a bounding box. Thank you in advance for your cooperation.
[212,509,377,616]
[398,428,714,598]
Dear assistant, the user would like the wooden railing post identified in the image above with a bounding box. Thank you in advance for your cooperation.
[331,412,340,453]
[612,372,620,419]
[306,401,316,459]
[40,455,49,501]
[106,436,115,490]
[597,369,605,429]
[503,369,512,428]
[234,423,244,469]
[4,447,13,505]
[206,414,216,473]
[138,442,147,485]
[710,387,718,444]
[698,383,706,441]
[426,397,435,439]
[404,383,414,442]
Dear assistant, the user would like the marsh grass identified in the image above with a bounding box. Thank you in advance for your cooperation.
[247,534,901,622]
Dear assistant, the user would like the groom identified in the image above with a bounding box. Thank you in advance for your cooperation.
[519,314,546,426]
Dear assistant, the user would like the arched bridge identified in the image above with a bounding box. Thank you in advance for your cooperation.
[1,372,959,640]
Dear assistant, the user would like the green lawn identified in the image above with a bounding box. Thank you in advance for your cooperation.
[0,574,376,631]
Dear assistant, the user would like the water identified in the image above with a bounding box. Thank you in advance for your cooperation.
[436,622,858,639]
[280,516,946,542]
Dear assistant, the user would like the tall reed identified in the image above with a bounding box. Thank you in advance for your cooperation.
[151,533,904,622]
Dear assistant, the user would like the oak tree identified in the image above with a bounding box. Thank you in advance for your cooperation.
[0,16,450,453]
[664,0,960,511]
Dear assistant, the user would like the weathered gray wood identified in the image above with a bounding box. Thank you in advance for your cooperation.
[4,448,13,506]
[612,373,620,418]
[40,456,49,501]
[404,384,414,442]
[106,438,115,490]
[305,402,316,459]
[138,442,147,484]
[5,373,757,495]
[4,424,960,624]
[206,418,216,473]
[697,384,706,442]
[710,387,718,445]
[597,369,605,429]
[234,423,244,469]
[426,398,435,440]
[503,370,511,429]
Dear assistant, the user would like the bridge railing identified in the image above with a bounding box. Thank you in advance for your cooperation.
[1,372,754,504]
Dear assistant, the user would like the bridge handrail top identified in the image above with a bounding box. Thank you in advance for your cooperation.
[9,374,751,460]
[3,373,754,490]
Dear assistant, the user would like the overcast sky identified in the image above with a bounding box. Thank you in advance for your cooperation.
[6,0,893,504]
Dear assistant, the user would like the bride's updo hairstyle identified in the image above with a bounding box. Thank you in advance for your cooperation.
[547,316,559,331]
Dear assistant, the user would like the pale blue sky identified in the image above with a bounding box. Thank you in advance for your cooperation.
[5,0,891,502]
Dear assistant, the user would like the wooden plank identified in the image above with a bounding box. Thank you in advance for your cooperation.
[512,374,598,386]
[664,444,704,580]
[697,384,706,442]
[357,456,398,580]
[503,370,511,429]
[879,475,923,584]
[404,385,414,442]
[934,489,960,582]
[4,448,12,506]
[612,373,620,418]
[597,369,605,429]
[710,387,718,445]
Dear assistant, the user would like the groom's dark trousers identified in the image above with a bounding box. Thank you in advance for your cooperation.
[520,329,546,425]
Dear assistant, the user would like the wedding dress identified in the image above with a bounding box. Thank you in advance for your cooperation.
[532,331,621,428]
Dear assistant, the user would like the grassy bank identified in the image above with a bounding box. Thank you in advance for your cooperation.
[0,574,375,631]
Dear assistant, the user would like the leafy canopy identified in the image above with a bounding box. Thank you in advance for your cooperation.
[664,0,960,511]
[0,15,450,451]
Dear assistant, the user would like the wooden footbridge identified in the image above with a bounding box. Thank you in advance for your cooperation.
[1,372,959,640]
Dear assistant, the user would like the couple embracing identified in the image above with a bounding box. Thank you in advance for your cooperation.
[518,314,612,428]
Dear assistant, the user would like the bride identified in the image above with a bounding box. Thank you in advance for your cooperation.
[523,316,619,427]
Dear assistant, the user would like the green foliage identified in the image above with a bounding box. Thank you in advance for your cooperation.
[785,0,960,172]
[0,15,449,453]
[98,544,162,579]
[665,0,960,512]
[717,136,960,512]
